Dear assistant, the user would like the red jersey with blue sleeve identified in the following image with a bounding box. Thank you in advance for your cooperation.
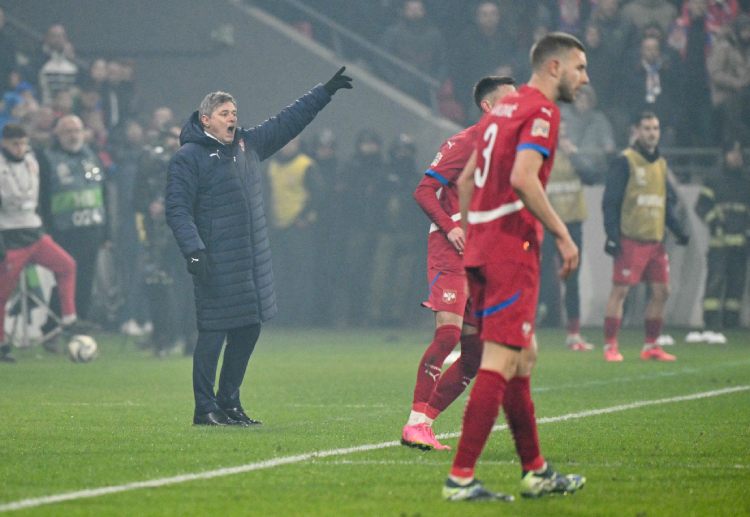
[415,124,479,273]
[464,85,560,268]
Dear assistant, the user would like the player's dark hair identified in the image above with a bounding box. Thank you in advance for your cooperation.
[473,76,516,109]
[530,32,586,70]
[635,111,659,126]
[1,123,27,140]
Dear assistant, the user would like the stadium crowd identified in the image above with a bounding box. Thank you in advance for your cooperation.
[1,0,749,362]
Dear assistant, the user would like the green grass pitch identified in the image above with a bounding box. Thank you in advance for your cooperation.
[1,327,749,516]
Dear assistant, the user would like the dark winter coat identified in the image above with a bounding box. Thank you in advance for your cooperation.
[166,85,331,330]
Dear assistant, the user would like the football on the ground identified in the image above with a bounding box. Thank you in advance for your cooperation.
[67,335,98,363]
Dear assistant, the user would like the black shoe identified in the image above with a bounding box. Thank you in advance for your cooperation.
[43,337,61,354]
[221,406,262,426]
[193,410,234,426]
[63,319,100,336]
[0,345,16,363]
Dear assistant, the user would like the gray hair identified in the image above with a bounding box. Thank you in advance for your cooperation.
[198,91,236,119]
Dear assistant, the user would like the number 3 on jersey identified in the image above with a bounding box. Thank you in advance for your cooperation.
[474,123,498,188]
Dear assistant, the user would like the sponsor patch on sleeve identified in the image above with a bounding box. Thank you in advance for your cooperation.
[430,152,443,167]
[530,118,550,138]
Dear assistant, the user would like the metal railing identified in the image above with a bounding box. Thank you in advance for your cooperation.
[245,0,443,113]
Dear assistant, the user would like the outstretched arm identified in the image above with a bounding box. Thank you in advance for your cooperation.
[244,67,353,162]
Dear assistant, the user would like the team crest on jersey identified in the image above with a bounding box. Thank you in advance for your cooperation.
[431,152,443,167]
[442,289,457,304]
[239,139,245,152]
[531,118,550,138]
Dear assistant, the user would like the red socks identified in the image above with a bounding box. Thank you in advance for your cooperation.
[645,318,662,345]
[411,324,461,412]
[503,376,544,472]
[451,369,507,478]
[604,317,621,346]
[426,333,482,418]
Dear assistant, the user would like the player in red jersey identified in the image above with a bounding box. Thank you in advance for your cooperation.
[442,32,589,502]
[402,77,517,451]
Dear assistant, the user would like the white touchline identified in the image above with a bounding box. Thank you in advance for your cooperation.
[1,386,747,513]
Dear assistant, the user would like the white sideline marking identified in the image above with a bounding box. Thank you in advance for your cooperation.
[316,459,750,470]
[1,385,747,513]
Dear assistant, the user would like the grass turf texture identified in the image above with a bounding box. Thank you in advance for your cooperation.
[1,328,749,516]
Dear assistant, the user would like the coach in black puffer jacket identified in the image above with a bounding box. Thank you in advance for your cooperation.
[166,68,352,426]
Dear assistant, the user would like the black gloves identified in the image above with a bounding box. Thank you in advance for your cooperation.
[604,238,620,257]
[187,250,209,279]
[675,233,690,246]
[323,66,353,96]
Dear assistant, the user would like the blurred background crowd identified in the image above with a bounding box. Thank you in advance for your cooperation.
[1,0,749,357]
[267,0,750,147]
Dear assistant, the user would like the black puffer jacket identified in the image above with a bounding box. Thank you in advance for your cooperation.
[166,85,330,330]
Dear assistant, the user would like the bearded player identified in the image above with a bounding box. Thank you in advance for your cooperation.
[443,32,589,501]
[402,76,517,451]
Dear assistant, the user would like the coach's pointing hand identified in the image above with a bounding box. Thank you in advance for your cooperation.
[324,66,353,96]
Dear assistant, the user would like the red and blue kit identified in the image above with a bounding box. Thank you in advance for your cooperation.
[464,85,560,346]
[613,237,670,285]
[415,125,478,316]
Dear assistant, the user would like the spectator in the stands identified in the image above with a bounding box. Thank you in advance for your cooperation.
[7,76,39,118]
[551,0,592,37]
[33,25,78,106]
[332,129,386,327]
[621,0,678,36]
[670,0,739,54]
[145,106,175,141]
[669,0,738,145]
[26,105,56,149]
[50,88,75,121]
[0,8,18,91]
[109,119,148,335]
[586,0,636,108]
[308,128,339,326]
[451,1,517,118]
[380,0,445,104]
[101,60,136,130]
[622,33,682,144]
[265,137,322,326]
[561,85,616,181]
[707,13,750,144]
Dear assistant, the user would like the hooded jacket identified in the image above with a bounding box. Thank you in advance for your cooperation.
[165,85,330,330]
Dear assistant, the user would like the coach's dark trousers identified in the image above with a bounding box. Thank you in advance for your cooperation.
[193,324,261,414]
